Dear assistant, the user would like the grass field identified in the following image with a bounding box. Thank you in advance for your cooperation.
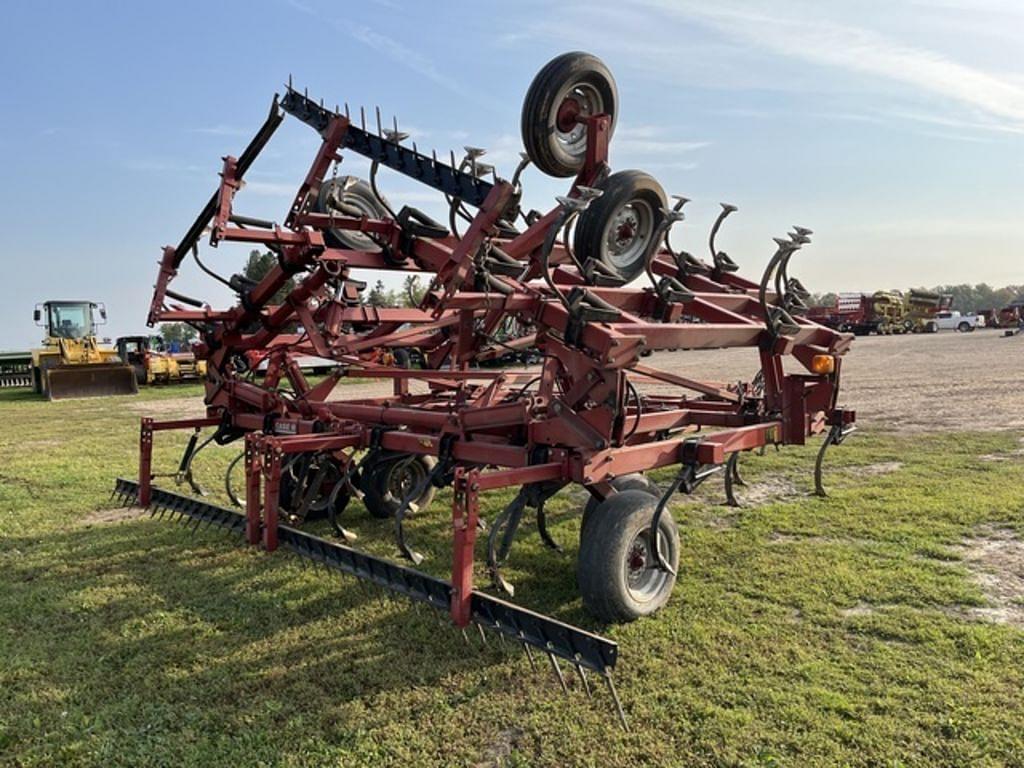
[2,387,1023,767]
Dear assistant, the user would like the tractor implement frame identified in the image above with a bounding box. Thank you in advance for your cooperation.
[117,53,856,723]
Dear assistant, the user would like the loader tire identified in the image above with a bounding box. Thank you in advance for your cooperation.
[521,52,618,178]
[361,453,437,519]
[574,170,667,283]
[578,490,679,623]
[581,473,660,539]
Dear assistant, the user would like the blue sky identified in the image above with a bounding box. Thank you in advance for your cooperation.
[1,0,1021,348]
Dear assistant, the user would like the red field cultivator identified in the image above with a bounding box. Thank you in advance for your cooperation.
[112,52,855,723]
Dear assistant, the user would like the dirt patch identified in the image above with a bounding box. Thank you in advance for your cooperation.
[849,461,903,476]
[978,449,1024,463]
[701,514,738,531]
[839,602,878,618]
[952,525,1024,629]
[474,727,526,768]
[80,506,149,526]
[735,476,801,506]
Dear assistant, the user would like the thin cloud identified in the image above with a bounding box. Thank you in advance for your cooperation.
[640,0,1024,131]
[613,125,709,155]
[188,125,250,137]
[342,23,466,97]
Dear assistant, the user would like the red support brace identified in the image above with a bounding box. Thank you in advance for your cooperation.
[450,467,480,627]
[138,418,153,507]
[262,441,282,552]
[244,434,262,546]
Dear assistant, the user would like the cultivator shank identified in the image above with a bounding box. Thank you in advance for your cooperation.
[118,52,855,722]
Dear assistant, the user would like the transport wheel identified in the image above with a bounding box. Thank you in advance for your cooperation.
[361,453,437,519]
[574,170,667,282]
[577,490,679,623]
[521,51,618,178]
[581,473,660,538]
[315,176,390,251]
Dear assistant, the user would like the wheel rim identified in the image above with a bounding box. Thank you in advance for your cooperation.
[554,82,604,161]
[323,183,379,250]
[623,527,671,602]
[388,458,427,503]
[601,198,655,272]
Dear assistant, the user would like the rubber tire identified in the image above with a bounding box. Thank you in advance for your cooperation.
[581,473,660,538]
[361,453,437,519]
[521,52,618,178]
[315,176,389,251]
[577,490,679,623]
[573,170,667,283]
[957,321,971,332]
[392,348,411,369]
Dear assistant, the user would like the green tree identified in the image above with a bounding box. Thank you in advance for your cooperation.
[243,250,295,304]
[810,291,837,308]
[159,322,197,345]
[366,279,400,308]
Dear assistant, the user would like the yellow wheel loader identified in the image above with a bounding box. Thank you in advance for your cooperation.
[31,301,138,400]
[116,335,207,385]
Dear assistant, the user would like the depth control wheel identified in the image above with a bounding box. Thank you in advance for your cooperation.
[521,51,618,178]
[578,490,679,622]
[315,176,390,251]
[361,453,437,519]
[581,473,660,538]
[574,170,667,282]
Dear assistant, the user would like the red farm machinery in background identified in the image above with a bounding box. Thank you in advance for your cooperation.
[112,52,856,724]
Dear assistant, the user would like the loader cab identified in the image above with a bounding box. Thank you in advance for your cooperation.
[34,301,106,342]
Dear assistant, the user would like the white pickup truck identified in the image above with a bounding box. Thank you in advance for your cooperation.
[933,310,986,332]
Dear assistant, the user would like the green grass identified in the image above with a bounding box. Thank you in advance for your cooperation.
[1,387,1023,766]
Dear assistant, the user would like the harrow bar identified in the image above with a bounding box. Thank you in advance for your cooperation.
[280,87,495,207]
[111,478,618,675]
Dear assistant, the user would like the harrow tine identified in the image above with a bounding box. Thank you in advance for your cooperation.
[574,658,593,699]
[604,672,629,731]
[548,651,569,694]
[521,638,538,671]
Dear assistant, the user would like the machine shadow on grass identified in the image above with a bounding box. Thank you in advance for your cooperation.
[3,513,593,712]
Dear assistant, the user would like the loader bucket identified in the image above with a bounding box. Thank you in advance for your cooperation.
[46,363,139,400]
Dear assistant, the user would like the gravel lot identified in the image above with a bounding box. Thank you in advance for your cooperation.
[647,328,1022,433]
